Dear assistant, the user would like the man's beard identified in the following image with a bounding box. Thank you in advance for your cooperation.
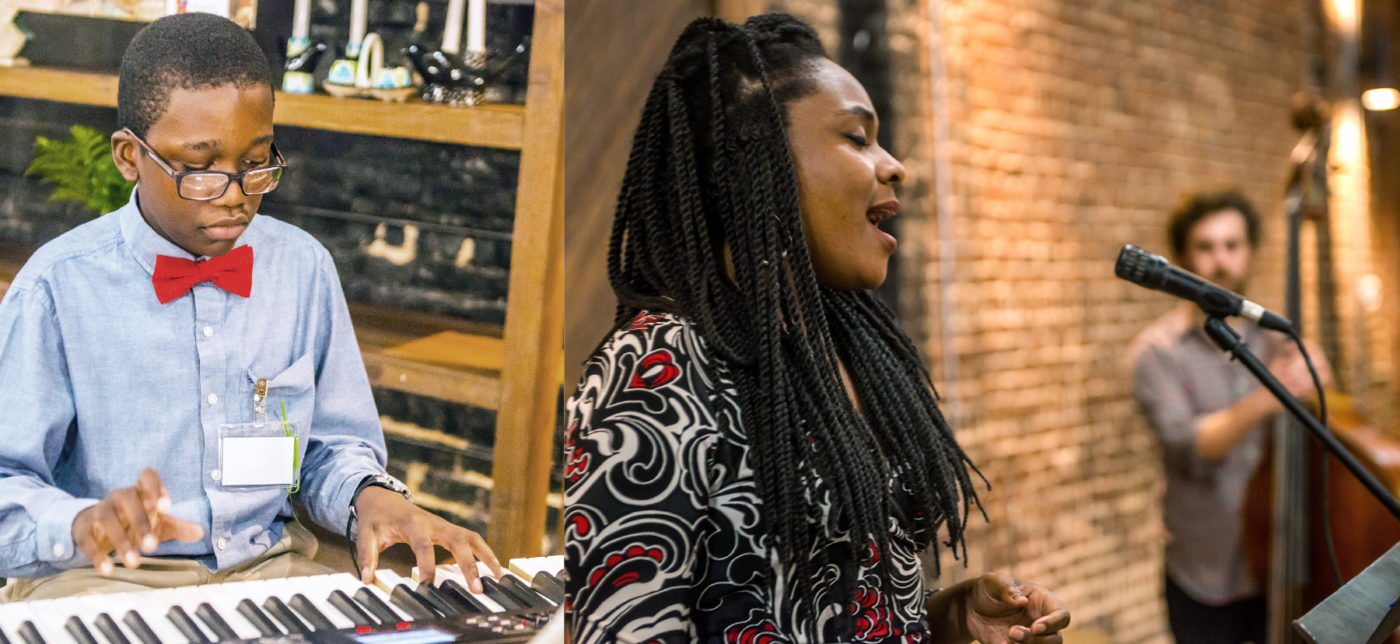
[1209,271,1248,294]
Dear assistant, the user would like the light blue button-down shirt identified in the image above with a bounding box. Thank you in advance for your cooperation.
[0,190,387,577]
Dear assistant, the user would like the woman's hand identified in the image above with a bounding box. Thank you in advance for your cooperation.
[963,572,1070,643]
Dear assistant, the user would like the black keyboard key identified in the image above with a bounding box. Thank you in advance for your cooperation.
[121,612,161,644]
[439,579,490,614]
[64,617,100,644]
[352,588,401,625]
[533,571,565,604]
[0,623,10,644]
[287,594,336,631]
[327,590,375,626]
[165,607,211,644]
[191,604,234,642]
[480,577,525,610]
[16,621,43,644]
[388,585,438,619]
[261,597,311,636]
[93,614,131,644]
[235,600,281,637]
[415,582,464,617]
[500,574,552,609]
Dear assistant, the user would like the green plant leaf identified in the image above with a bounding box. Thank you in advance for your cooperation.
[25,125,134,215]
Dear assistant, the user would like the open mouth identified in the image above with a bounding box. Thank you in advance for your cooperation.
[867,204,898,227]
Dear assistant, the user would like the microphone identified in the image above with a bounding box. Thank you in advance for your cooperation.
[1115,244,1295,334]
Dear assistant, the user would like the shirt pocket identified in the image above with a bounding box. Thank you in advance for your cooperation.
[246,354,316,464]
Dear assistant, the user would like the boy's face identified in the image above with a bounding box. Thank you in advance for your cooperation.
[113,83,275,258]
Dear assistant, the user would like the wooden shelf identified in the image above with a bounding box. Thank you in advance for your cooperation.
[0,65,525,149]
[348,302,505,410]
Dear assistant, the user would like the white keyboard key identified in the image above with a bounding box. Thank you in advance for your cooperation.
[371,569,409,595]
[0,605,36,643]
[12,600,68,644]
[508,555,564,581]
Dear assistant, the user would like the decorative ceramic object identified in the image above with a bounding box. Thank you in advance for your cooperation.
[281,36,324,94]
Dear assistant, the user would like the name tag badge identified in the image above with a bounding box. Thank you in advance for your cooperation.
[219,422,299,488]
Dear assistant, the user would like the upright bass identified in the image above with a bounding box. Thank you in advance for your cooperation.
[1243,93,1400,644]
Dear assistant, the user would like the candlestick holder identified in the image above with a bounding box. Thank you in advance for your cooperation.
[281,36,326,94]
[405,40,526,107]
[323,33,417,102]
[404,44,482,107]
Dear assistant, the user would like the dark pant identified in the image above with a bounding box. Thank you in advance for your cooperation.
[1165,576,1266,644]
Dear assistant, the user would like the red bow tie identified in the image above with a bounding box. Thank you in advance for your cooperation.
[152,245,254,304]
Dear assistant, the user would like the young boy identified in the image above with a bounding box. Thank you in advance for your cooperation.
[0,12,499,601]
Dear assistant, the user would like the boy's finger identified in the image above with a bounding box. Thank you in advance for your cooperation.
[156,515,206,543]
[114,491,155,553]
[465,530,502,579]
[356,528,380,585]
[136,470,163,512]
[89,520,121,575]
[408,536,436,586]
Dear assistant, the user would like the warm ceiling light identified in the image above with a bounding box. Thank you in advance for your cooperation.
[1362,88,1400,111]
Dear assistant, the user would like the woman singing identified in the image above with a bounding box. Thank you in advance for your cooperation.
[565,14,1070,643]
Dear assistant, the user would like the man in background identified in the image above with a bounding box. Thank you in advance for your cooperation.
[1131,190,1331,644]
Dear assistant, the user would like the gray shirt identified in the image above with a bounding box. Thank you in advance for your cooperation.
[1132,310,1279,605]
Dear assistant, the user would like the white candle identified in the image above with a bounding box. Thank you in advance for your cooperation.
[441,0,465,55]
[350,0,368,49]
[291,0,311,40]
[466,0,485,54]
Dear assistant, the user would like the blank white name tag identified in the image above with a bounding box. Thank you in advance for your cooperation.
[221,436,295,486]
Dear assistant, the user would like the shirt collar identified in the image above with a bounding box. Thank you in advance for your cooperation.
[118,187,260,276]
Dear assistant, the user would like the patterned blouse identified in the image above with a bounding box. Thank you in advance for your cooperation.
[565,311,932,643]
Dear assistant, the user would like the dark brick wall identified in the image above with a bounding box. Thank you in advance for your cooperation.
[260,128,518,325]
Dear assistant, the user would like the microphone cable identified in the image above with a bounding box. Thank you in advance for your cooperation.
[1287,328,1342,588]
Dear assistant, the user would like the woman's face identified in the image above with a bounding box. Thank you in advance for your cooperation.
[786,58,905,291]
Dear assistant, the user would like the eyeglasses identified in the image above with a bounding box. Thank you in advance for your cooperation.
[124,128,286,201]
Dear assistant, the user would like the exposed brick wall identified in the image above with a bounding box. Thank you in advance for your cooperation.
[764,1,1396,642]
[921,2,1321,641]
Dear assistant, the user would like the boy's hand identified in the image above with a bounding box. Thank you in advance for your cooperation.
[71,468,205,574]
[352,486,503,592]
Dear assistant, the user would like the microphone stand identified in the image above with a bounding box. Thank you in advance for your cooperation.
[1203,316,1400,521]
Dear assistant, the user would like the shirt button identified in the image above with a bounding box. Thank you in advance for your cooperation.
[203,326,214,338]
[52,543,64,558]
[216,538,227,551]
[207,393,218,405]
[211,469,222,481]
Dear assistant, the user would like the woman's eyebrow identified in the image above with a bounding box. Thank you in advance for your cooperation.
[836,105,877,125]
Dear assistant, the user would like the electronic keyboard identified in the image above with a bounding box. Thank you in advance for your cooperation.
[0,556,564,644]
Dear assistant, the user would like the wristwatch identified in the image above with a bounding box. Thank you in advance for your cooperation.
[345,473,412,567]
